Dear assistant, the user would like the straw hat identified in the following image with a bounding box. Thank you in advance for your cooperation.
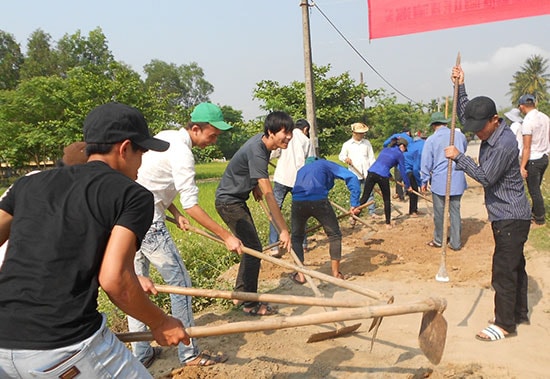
[351,122,369,133]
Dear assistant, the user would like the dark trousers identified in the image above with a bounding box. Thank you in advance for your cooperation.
[215,201,261,308]
[526,154,548,224]
[407,172,418,214]
[361,172,391,224]
[394,168,404,200]
[291,199,342,263]
[491,219,531,333]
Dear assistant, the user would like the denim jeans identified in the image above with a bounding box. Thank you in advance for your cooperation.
[0,315,151,379]
[291,199,342,263]
[491,219,530,333]
[526,154,548,224]
[431,193,462,250]
[127,221,199,364]
[216,201,263,308]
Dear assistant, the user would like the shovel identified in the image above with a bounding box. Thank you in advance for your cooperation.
[436,52,461,283]
[258,200,362,343]
[116,297,448,365]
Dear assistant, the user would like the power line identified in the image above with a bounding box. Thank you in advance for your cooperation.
[310,1,417,104]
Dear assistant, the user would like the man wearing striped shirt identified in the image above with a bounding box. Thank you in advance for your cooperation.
[445,65,531,342]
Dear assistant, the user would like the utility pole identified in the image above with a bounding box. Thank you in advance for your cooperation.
[300,0,319,156]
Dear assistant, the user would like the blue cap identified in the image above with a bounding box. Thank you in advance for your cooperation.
[518,94,536,105]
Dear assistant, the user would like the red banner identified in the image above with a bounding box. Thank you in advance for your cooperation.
[368,0,550,39]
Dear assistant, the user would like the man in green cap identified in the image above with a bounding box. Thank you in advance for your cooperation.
[128,102,241,368]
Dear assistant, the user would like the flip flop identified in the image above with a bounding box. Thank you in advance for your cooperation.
[426,240,442,248]
[475,324,517,342]
[289,272,306,285]
[243,302,278,316]
[183,351,228,366]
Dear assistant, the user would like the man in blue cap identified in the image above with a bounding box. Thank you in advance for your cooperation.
[517,94,550,226]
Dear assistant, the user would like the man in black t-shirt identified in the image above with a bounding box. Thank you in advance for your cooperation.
[0,102,190,378]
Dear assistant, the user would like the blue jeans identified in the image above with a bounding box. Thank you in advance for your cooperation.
[0,315,151,378]
[526,154,548,224]
[431,193,462,250]
[127,221,199,364]
[269,182,307,249]
[491,219,530,333]
[216,201,263,309]
[291,199,342,263]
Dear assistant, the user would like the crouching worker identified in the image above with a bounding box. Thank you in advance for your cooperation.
[289,157,361,284]
[0,102,189,378]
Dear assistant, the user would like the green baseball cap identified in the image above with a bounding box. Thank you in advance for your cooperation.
[190,102,233,131]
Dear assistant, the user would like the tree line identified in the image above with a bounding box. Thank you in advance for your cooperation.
[1,27,549,173]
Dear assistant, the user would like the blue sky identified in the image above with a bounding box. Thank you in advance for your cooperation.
[2,0,549,120]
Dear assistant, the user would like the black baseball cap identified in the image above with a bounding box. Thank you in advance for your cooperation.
[83,102,169,152]
[463,96,497,133]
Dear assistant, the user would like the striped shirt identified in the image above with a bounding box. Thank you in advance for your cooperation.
[453,84,531,222]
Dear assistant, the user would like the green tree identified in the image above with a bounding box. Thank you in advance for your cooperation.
[144,60,214,109]
[19,29,59,80]
[0,30,24,90]
[253,64,378,155]
[56,28,114,76]
[508,55,550,105]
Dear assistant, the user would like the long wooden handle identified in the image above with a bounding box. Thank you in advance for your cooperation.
[394,181,433,203]
[184,223,388,301]
[154,284,371,308]
[116,297,446,342]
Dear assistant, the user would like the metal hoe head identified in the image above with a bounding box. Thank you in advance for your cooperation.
[418,310,448,365]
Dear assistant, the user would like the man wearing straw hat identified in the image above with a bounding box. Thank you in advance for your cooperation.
[420,112,468,251]
[338,122,377,222]
[446,65,531,342]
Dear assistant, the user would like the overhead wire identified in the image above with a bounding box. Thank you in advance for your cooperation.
[310,1,418,104]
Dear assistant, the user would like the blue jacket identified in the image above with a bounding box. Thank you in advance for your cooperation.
[369,146,411,188]
[292,159,361,207]
[383,132,413,148]
[404,139,425,184]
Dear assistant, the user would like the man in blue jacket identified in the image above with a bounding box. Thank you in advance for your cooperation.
[289,157,361,284]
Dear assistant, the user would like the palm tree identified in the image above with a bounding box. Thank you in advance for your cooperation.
[508,55,550,105]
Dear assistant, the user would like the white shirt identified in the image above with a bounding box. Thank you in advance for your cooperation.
[509,121,523,158]
[522,108,550,160]
[338,137,375,179]
[271,128,313,187]
[137,128,199,222]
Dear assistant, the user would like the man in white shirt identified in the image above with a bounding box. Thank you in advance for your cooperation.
[339,122,377,220]
[504,108,524,158]
[268,119,314,257]
[518,94,550,226]
[128,102,242,368]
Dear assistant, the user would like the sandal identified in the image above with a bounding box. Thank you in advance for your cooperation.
[336,272,350,280]
[289,272,306,285]
[140,346,162,369]
[475,324,517,342]
[426,240,441,248]
[183,350,228,366]
[243,302,278,316]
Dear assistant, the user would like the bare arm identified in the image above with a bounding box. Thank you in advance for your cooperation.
[168,203,190,230]
[0,209,12,246]
[257,178,290,250]
[98,225,190,346]
[520,134,532,178]
[184,204,242,254]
